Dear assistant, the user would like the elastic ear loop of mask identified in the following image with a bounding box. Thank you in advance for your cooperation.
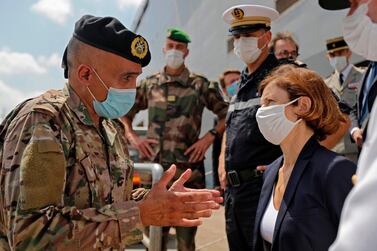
[87,68,109,101]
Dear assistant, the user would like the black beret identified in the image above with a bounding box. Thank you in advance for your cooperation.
[319,0,350,10]
[62,15,151,78]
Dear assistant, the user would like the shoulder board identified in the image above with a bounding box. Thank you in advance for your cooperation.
[353,66,367,74]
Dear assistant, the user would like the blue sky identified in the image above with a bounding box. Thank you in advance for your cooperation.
[0,0,143,119]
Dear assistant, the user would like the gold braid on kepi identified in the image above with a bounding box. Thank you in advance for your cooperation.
[222,4,279,35]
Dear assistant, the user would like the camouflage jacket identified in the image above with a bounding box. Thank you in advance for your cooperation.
[126,67,228,165]
[0,84,142,250]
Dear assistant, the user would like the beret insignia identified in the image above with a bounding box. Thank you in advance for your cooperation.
[131,36,148,59]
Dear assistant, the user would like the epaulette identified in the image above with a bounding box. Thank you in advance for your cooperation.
[354,65,367,73]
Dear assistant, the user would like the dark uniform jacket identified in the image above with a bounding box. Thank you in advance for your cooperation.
[225,53,283,171]
[351,62,377,138]
[253,137,356,251]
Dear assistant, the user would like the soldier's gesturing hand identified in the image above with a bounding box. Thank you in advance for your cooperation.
[138,165,222,227]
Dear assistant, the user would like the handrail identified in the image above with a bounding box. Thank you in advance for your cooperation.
[134,163,164,251]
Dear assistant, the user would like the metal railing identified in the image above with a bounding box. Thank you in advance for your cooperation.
[134,163,164,251]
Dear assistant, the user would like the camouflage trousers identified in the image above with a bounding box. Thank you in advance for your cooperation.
[162,226,197,251]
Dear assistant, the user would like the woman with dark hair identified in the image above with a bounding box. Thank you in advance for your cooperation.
[253,65,356,251]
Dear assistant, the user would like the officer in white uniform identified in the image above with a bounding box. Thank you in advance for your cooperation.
[324,36,365,163]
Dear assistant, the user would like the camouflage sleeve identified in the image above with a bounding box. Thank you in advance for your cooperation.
[1,112,142,250]
[199,79,229,119]
[126,78,149,120]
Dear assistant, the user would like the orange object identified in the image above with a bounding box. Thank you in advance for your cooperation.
[133,171,141,187]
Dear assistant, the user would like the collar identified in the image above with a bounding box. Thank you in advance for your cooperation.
[65,83,95,127]
[340,63,353,78]
[239,53,279,89]
[158,66,190,86]
[240,53,279,81]
[65,83,118,146]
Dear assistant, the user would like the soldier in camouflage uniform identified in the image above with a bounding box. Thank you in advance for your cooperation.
[123,28,228,251]
[0,16,222,251]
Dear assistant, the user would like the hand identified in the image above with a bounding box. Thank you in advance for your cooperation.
[184,133,215,163]
[138,165,222,227]
[352,128,363,147]
[131,188,149,201]
[127,132,158,159]
[170,166,223,204]
[256,165,267,172]
[218,154,227,190]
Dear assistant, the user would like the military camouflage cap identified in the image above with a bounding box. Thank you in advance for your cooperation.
[167,28,191,43]
[62,15,151,78]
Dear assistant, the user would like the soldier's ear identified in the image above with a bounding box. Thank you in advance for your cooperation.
[184,49,189,58]
[77,64,92,85]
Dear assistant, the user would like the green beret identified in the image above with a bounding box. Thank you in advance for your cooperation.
[166,28,191,43]
[62,15,151,78]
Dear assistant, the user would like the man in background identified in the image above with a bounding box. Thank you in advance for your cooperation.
[324,36,364,162]
[122,28,228,251]
[212,69,240,191]
[270,31,300,60]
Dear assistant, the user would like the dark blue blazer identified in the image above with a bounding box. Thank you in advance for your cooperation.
[253,136,356,251]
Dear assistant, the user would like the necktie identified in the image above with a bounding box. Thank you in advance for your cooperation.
[339,73,344,86]
[359,62,377,125]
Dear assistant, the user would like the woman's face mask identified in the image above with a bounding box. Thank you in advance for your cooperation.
[256,98,301,145]
[343,0,377,61]
[87,68,136,119]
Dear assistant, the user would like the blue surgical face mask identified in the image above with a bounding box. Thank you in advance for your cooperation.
[226,81,239,97]
[88,68,136,119]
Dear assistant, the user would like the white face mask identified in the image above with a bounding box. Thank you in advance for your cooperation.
[165,49,185,69]
[343,1,377,61]
[329,56,348,72]
[233,35,266,64]
[256,98,301,145]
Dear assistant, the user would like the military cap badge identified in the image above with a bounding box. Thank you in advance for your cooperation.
[232,8,244,20]
[131,36,148,59]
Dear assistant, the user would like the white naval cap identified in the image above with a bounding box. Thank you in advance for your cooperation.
[222,4,279,34]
